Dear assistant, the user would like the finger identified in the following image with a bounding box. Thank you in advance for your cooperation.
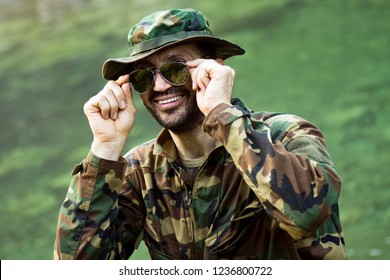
[190,63,208,91]
[190,65,200,91]
[111,82,127,110]
[186,59,203,68]
[116,74,130,86]
[85,75,130,121]
[95,94,111,120]
[118,75,130,110]
[106,77,128,110]
[103,89,120,120]
[194,65,211,93]
[100,82,122,119]
[83,95,99,115]
[189,60,214,91]
[121,81,137,116]
[106,77,132,118]
[84,93,110,120]
[103,75,129,110]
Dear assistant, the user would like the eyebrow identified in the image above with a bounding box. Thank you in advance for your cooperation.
[133,60,154,69]
[165,54,186,61]
[134,54,187,69]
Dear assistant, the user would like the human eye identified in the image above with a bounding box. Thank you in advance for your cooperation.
[174,58,186,63]
[165,54,187,64]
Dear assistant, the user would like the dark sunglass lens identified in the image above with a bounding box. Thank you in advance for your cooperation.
[129,69,154,93]
[160,62,189,85]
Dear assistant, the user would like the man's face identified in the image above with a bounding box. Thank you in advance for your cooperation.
[135,43,205,133]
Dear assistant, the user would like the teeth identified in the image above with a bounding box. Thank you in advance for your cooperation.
[158,96,182,105]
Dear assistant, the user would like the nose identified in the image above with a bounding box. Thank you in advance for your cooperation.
[153,71,172,92]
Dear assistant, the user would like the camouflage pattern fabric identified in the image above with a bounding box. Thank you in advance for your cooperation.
[127,9,213,53]
[54,98,346,259]
[102,8,244,80]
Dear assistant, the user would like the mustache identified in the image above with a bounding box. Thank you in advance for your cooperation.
[150,86,190,99]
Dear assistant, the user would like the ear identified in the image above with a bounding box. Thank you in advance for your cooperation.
[215,58,225,65]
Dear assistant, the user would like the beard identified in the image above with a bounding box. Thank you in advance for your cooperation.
[142,87,205,134]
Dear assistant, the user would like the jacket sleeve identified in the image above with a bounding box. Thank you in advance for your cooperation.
[54,152,145,260]
[203,102,343,241]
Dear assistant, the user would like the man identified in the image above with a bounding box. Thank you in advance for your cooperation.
[54,8,346,260]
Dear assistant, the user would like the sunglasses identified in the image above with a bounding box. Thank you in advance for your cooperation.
[129,62,190,94]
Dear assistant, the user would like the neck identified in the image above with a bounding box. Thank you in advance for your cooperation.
[169,125,217,160]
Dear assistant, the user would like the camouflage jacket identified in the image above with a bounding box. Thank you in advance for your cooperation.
[54,98,346,260]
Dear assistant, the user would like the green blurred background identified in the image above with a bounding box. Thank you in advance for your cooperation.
[1,0,389,260]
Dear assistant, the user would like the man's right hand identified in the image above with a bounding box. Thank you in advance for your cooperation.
[83,75,136,160]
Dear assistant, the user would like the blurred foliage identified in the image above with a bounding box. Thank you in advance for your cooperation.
[0,0,389,260]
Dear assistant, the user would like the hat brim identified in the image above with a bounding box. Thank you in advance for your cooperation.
[102,35,245,80]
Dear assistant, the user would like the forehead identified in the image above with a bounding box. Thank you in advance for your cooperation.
[136,43,201,67]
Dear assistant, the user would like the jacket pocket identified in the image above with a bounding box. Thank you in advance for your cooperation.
[204,206,265,259]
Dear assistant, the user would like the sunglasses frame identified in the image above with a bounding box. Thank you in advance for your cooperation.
[129,61,190,94]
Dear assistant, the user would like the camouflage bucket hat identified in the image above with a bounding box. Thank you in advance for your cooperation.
[102,8,245,80]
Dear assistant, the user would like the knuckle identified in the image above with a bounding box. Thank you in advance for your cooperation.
[110,103,119,112]
[84,96,97,112]
[83,102,89,114]
[106,80,118,87]
[103,81,119,93]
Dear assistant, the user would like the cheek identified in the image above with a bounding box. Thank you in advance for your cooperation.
[184,79,194,92]
[140,94,153,108]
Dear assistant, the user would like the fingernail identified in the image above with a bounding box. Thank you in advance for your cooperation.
[120,101,126,109]
[112,112,118,119]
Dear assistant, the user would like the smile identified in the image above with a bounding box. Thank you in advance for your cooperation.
[156,95,183,105]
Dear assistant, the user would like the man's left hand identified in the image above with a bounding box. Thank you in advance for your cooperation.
[187,58,235,116]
